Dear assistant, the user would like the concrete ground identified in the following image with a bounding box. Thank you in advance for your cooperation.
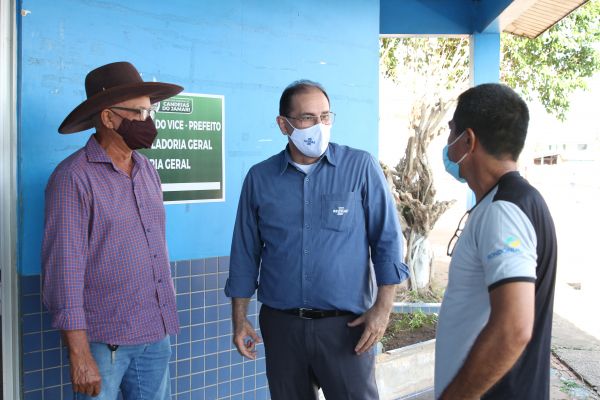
[529,161,600,341]
[552,315,600,399]
[531,162,600,399]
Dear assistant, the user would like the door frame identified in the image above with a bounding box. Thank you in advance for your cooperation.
[1,0,21,399]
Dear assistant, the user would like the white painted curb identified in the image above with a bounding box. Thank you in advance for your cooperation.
[376,339,436,400]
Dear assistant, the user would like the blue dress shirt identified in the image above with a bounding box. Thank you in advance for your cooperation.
[225,142,409,314]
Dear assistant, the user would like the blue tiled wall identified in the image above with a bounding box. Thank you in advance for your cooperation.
[20,256,269,400]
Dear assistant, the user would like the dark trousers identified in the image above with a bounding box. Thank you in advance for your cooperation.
[259,305,379,400]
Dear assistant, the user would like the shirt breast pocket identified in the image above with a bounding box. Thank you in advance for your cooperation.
[321,192,358,232]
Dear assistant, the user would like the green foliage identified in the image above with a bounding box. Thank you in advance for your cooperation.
[381,37,470,95]
[407,310,436,330]
[380,311,438,348]
[501,0,600,120]
[559,379,580,394]
[398,289,444,303]
[380,37,399,80]
[381,0,600,121]
[387,311,438,333]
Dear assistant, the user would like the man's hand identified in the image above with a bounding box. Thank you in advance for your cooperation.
[347,284,396,355]
[233,317,262,360]
[231,298,262,360]
[348,304,391,354]
[70,351,102,396]
[63,330,101,397]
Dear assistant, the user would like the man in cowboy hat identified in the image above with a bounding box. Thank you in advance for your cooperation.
[42,61,183,399]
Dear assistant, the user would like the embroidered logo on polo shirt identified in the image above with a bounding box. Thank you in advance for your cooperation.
[332,206,349,216]
[505,236,521,248]
[487,236,522,260]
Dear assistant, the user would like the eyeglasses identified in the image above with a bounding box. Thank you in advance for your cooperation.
[446,210,471,257]
[286,112,336,127]
[109,106,157,120]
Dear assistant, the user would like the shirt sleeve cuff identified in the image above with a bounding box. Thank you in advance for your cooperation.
[373,261,410,286]
[51,308,87,331]
[224,277,258,298]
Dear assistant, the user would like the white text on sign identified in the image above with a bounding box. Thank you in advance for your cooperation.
[149,158,192,170]
[154,119,222,132]
[152,139,213,150]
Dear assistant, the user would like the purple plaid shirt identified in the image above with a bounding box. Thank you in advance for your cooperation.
[42,135,179,345]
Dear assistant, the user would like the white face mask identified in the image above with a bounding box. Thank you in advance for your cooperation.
[286,119,331,158]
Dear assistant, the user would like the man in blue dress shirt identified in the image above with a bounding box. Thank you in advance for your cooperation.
[225,80,409,399]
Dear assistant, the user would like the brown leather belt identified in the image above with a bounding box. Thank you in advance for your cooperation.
[281,307,354,319]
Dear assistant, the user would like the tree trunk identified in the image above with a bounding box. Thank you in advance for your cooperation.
[406,230,434,291]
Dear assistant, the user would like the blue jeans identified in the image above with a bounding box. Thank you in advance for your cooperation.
[74,335,172,400]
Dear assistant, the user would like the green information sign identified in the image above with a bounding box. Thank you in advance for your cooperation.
[139,93,225,204]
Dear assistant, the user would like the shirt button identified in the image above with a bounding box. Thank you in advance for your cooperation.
[305,224,310,229]
[304,249,309,254]
[304,177,309,183]
[158,279,162,283]
[305,200,309,205]
[146,228,151,233]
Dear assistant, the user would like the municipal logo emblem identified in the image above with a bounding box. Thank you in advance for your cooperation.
[504,236,521,248]
[487,235,522,259]
[304,137,316,146]
[332,207,349,216]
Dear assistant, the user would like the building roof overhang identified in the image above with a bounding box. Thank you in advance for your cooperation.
[500,0,589,38]
[380,0,590,38]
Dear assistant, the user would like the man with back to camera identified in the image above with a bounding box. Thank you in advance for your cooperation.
[225,79,409,399]
[42,61,183,399]
[435,83,557,399]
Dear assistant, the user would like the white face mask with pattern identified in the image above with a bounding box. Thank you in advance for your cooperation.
[286,119,331,158]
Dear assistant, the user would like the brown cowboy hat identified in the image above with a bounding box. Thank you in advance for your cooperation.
[58,61,183,133]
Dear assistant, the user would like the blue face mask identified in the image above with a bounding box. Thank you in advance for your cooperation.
[442,131,468,183]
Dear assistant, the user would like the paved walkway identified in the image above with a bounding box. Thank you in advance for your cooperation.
[552,314,600,398]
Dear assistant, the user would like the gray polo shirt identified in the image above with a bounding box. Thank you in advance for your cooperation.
[435,171,557,399]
